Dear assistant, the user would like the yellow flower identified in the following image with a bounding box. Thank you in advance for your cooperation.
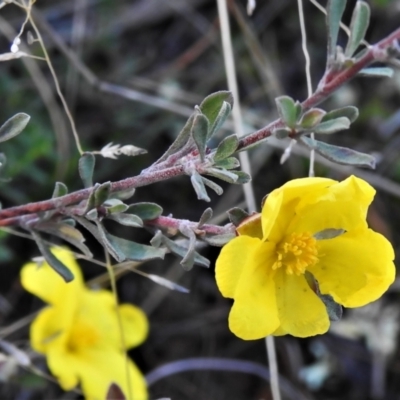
[216,176,395,340]
[21,247,149,400]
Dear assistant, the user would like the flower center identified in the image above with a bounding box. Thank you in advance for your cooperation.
[67,320,99,352]
[272,232,319,275]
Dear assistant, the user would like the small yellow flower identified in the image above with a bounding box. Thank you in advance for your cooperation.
[216,176,395,340]
[21,247,149,400]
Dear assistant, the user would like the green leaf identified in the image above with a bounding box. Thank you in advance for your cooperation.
[214,156,240,170]
[199,91,233,139]
[275,96,297,128]
[345,1,370,58]
[214,135,239,162]
[94,182,111,206]
[191,171,211,202]
[201,176,223,196]
[206,167,238,184]
[96,222,126,262]
[79,153,95,188]
[327,0,347,59]
[35,222,93,258]
[202,232,235,246]
[198,207,213,228]
[274,128,291,139]
[0,113,30,143]
[178,225,197,270]
[319,294,343,321]
[106,233,166,261]
[86,209,98,221]
[155,112,197,164]
[52,182,68,198]
[230,171,251,184]
[111,187,136,200]
[31,231,74,282]
[300,136,376,168]
[227,207,249,226]
[322,106,359,123]
[161,235,210,268]
[359,67,394,78]
[191,113,209,162]
[108,213,143,227]
[313,117,351,134]
[298,108,326,129]
[128,202,163,220]
[105,203,129,214]
[314,228,345,240]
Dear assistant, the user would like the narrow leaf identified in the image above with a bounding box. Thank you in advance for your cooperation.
[94,182,111,206]
[230,171,251,184]
[275,96,297,128]
[359,67,394,78]
[202,232,235,246]
[108,213,143,227]
[191,172,211,202]
[111,187,136,200]
[300,136,376,168]
[345,1,370,58]
[106,233,166,261]
[314,117,350,134]
[179,225,197,271]
[206,168,239,183]
[52,182,68,198]
[128,203,163,220]
[227,207,249,226]
[214,135,239,162]
[0,113,30,143]
[298,108,326,129]
[274,128,290,139]
[327,0,347,59]
[191,113,209,162]
[31,231,74,282]
[79,153,95,188]
[106,203,129,214]
[198,208,213,228]
[322,106,359,123]
[36,222,93,258]
[201,177,223,196]
[319,294,343,321]
[147,274,189,293]
[96,222,126,262]
[214,157,240,170]
[199,91,233,138]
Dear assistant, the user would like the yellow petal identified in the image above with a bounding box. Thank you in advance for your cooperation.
[20,247,84,305]
[30,307,72,353]
[310,228,395,307]
[47,347,148,400]
[228,242,279,340]
[215,236,261,298]
[262,178,336,243]
[77,290,149,350]
[236,213,263,239]
[275,270,329,337]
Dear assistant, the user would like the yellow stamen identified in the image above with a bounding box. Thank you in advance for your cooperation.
[272,232,318,275]
[67,320,99,352]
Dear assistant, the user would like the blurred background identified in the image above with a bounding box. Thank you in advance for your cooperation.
[0,0,399,399]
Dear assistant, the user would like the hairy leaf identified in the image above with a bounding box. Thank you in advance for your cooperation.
[345,1,370,58]
[0,113,30,143]
[322,106,359,123]
[314,117,351,135]
[191,171,211,202]
[275,96,297,128]
[191,113,209,162]
[198,208,213,228]
[214,135,239,162]
[128,202,163,220]
[327,0,347,59]
[78,153,95,188]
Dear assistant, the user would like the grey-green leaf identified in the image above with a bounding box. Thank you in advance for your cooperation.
[128,203,163,220]
[206,168,238,184]
[106,203,130,214]
[230,171,251,184]
[111,187,136,200]
[108,213,143,227]
[79,153,95,188]
[198,208,213,228]
[214,156,240,170]
[314,228,346,240]
[319,294,343,321]
[202,232,235,246]
[322,106,359,123]
[345,1,370,58]
[147,274,189,293]
[227,207,249,226]
[31,231,74,282]
[327,0,347,59]
[201,176,223,196]
[359,67,394,78]
[106,233,166,261]
[275,96,297,128]
[0,113,30,143]
[191,171,211,202]
[191,113,209,162]
[94,182,111,206]
[52,182,68,198]
[300,136,376,168]
[199,91,233,139]
[214,135,239,162]
[274,128,291,139]
[314,117,350,134]
[298,108,326,129]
